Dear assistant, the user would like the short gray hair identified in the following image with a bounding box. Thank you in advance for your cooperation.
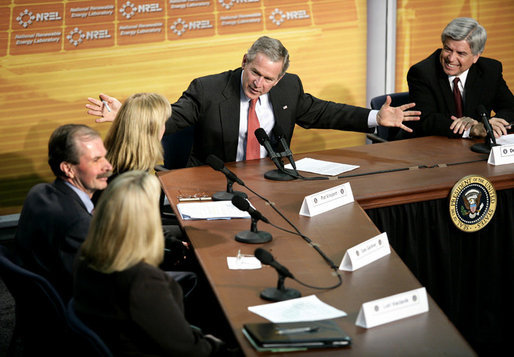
[246,36,290,77]
[441,17,487,55]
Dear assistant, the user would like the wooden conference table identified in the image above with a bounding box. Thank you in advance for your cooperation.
[158,136,495,356]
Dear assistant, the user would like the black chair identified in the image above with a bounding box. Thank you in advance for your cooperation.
[161,125,195,170]
[369,92,410,142]
[67,299,113,357]
[158,126,194,224]
[0,245,70,355]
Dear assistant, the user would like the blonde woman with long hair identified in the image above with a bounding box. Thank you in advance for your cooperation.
[73,171,224,356]
[104,92,170,176]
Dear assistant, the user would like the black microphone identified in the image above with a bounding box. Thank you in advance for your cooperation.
[206,154,244,185]
[254,128,282,167]
[231,195,269,223]
[231,195,272,244]
[471,105,499,154]
[254,128,297,181]
[254,248,301,301]
[254,247,293,278]
[273,125,297,171]
[206,155,247,201]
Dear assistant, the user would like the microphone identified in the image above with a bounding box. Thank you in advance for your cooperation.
[231,195,272,244]
[206,155,247,201]
[254,248,301,301]
[255,128,282,168]
[231,194,269,223]
[254,128,297,181]
[273,125,297,172]
[255,247,293,278]
[471,105,499,154]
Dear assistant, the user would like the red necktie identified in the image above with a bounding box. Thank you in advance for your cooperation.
[246,98,260,160]
[453,77,463,118]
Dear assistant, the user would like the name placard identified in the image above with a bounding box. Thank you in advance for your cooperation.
[355,287,429,328]
[299,182,353,217]
[339,232,391,271]
[488,144,514,166]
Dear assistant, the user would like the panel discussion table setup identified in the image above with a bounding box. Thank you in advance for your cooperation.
[158,136,514,356]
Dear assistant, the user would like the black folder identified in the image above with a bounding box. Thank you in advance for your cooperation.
[242,320,351,352]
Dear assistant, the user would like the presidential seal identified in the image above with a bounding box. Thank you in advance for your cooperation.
[449,175,497,232]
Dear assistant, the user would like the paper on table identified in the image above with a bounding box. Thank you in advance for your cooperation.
[248,295,347,323]
[285,158,359,176]
[177,201,251,220]
[227,256,262,270]
[496,133,514,145]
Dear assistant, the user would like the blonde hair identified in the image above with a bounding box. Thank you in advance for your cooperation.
[104,93,171,173]
[80,171,164,273]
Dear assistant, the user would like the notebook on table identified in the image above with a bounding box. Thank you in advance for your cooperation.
[242,320,351,352]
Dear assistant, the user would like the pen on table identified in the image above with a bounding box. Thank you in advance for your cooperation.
[276,326,319,335]
[102,100,112,112]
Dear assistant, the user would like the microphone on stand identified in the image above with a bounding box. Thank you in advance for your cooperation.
[273,125,297,172]
[231,195,272,244]
[254,248,301,301]
[254,128,298,181]
[206,155,247,201]
[471,105,500,154]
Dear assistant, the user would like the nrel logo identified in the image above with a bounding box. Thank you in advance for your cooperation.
[120,1,163,19]
[269,8,309,26]
[67,27,111,46]
[218,0,259,10]
[170,18,213,36]
[17,9,62,28]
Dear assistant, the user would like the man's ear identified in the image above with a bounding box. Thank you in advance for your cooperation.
[242,54,248,68]
[60,161,74,179]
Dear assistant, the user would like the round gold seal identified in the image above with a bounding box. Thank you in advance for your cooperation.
[449,175,497,232]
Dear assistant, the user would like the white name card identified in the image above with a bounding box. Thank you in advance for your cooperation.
[355,287,429,328]
[339,232,391,271]
[488,144,514,166]
[299,182,354,217]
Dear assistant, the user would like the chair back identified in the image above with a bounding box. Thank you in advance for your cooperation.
[369,92,410,142]
[0,245,69,354]
[66,298,113,357]
[162,125,194,169]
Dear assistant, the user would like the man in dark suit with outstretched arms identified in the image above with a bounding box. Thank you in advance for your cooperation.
[407,17,513,139]
[87,36,420,166]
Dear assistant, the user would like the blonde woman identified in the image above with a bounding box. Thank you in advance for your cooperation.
[104,92,169,177]
[73,171,224,356]
[94,91,190,276]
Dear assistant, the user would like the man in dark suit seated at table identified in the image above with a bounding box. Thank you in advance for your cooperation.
[86,36,420,166]
[406,17,514,139]
[15,124,113,300]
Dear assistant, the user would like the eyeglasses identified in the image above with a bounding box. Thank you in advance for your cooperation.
[177,191,211,202]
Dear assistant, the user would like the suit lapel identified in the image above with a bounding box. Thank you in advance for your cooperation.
[268,81,294,143]
[463,64,481,117]
[53,179,91,215]
[435,55,457,116]
[219,68,243,161]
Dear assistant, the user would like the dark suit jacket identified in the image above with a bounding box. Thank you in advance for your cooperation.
[73,260,223,356]
[407,49,514,138]
[15,178,91,300]
[166,68,372,166]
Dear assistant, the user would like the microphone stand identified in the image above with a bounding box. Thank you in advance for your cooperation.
[260,272,301,302]
[471,106,500,154]
[264,153,298,181]
[212,177,247,201]
[235,215,272,243]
